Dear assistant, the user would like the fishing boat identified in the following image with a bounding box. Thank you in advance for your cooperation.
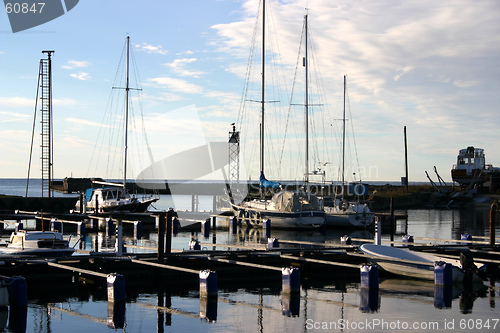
[231,4,325,229]
[324,76,374,228]
[75,36,158,213]
[451,146,500,186]
[360,244,480,283]
[0,230,74,257]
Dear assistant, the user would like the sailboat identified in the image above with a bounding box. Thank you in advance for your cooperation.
[324,76,374,228]
[231,4,325,229]
[75,36,158,213]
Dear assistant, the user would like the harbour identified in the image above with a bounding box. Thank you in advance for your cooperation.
[0,179,499,332]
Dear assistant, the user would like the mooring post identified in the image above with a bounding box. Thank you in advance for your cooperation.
[490,200,498,246]
[202,218,210,238]
[79,192,84,213]
[106,217,114,237]
[268,237,279,249]
[50,218,62,233]
[390,197,395,246]
[133,221,142,240]
[199,270,218,297]
[263,218,271,239]
[115,219,124,256]
[374,217,381,245]
[7,276,27,307]
[282,267,300,293]
[172,217,179,235]
[229,216,237,234]
[434,262,453,286]
[77,221,86,235]
[360,264,379,289]
[157,212,166,263]
[211,215,217,230]
[165,209,174,255]
[107,273,126,302]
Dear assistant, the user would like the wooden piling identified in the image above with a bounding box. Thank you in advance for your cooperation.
[157,213,165,263]
[491,200,498,246]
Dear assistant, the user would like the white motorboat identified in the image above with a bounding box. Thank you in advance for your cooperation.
[360,244,480,283]
[325,199,374,228]
[0,230,75,257]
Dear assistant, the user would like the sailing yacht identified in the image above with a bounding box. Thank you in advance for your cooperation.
[75,37,158,213]
[232,5,325,229]
[324,76,374,228]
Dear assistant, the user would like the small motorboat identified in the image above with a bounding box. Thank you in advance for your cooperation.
[360,244,479,283]
[0,230,75,257]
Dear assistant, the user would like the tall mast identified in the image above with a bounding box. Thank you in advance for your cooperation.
[260,0,266,176]
[304,14,309,185]
[123,36,130,189]
[342,75,346,194]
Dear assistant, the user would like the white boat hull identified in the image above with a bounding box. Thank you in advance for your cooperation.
[324,202,374,228]
[360,244,478,283]
[233,204,325,229]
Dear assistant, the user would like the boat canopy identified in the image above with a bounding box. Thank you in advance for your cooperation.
[271,190,321,212]
[259,172,281,189]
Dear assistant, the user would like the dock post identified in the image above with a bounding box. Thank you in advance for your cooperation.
[491,201,498,246]
[199,270,218,297]
[77,221,86,235]
[211,215,217,229]
[434,262,453,286]
[190,239,201,250]
[202,218,210,238]
[360,264,379,289]
[402,235,414,246]
[79,192,84,213]
[390,197,395,245]
[374,217,381,245]
[165,210,173,255]
[282,267,300,293]
[157,212,166,263]
[50,218,62,233]
[115,219,124,256]
[107,273,126,302]
[461,234,472,245]
[172,217,179,235]
[15,222,23,232]
[133,221,142,240]
[229,216,237,234]
[263,219,271,238]
[7,276,27,307]
[106,218,114,237]
[268,237,279,249]
[340,235,352,245]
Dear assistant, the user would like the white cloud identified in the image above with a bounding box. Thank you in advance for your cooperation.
[65,117,109,127]
[0,96,33,107]
[148,76,203,94]
[62,60,90,69]
[70,72,91,80]
[164,58,206,77]
[135,42,168,55]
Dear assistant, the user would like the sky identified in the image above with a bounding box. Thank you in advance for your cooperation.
[1,0,499,184]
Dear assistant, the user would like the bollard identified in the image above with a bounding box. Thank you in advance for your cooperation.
[115,219,125,256]
[106,218,114,237]
[263,219,271,239]
[374,217,381,245]
[190,239,201,250]
[77,221,86,235]
[202,219,210,238]
[229,216,237,234]
[172,217,179,235]
[50,218,62,233]
[434,261,453,286]
[268,237,279,249]
[7,276,27,307]
[461,234,472,245]
[107,273,126,302]
[133,221,142,240]
[199,270,218,297]
[340,235,352,245]
[490,201,498,246]
[282,267,300,293]
[360,264,379,289]
[15,222,24,232]
[402,235,414,246]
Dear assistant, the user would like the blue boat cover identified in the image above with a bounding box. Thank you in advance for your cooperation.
[85,188,95,202]
[259,172,281,189]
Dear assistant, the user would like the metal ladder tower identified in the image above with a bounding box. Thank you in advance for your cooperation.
[228,124,240,186]
[39,51,54,197]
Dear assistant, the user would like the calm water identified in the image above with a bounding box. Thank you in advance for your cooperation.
[1,179,499,332]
